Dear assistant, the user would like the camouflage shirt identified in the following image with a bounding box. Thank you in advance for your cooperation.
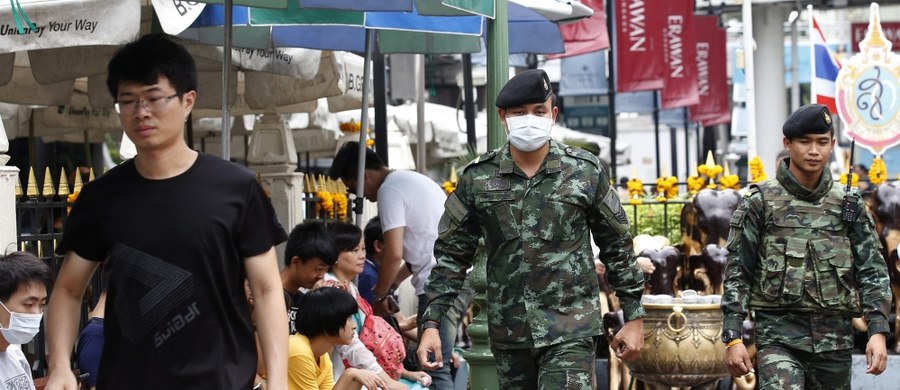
[721,159,891,352]
[422,140,645,349]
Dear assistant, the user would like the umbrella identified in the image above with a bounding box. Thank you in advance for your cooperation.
[172,1,487,226]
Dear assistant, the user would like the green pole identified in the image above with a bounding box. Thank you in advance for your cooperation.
[463,1,507,389]
[486,0,509,150]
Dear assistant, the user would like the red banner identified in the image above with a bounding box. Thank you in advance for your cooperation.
[852,22,900,52]
[548,0,610,59]
[659,0,698,109]
[614,0,664,92]
[689,16,730,126]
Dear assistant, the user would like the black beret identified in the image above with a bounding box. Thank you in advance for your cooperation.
[495,69,553,109]
[783,104,834,138]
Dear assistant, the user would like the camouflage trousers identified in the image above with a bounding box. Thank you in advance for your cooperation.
[492,337,596,390]
[757,343,852,390]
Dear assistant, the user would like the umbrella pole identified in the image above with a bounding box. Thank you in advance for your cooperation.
[355,28,376,228]
[221,0,233,161]
[416,54,426,174]
[463,53,477,151]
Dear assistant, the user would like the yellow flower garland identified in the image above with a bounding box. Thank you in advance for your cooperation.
[869,157,887,186]
[66,191,79,215]
[749,156,767,183]
[655,176,678,202]
[719,174,740,190]
[333,192,348,221]
[442,181,456,195]
[316,190,334,219]
[839,173,859,187]
[627,178,645,205]
[687,176,705,195]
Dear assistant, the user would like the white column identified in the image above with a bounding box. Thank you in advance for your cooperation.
[753,4,790,170]
[247,114,303,268]
[0,119,17,252]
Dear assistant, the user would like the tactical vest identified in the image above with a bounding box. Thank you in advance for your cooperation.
[748,179,861,313]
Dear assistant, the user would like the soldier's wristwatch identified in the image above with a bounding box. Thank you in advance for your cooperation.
[721,329,742,344]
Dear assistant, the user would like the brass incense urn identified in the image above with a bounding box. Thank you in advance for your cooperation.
[625,298,730,387]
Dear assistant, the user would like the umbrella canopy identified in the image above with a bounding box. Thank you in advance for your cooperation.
[179,2,484,54]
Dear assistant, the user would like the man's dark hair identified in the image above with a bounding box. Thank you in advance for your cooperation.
[0,252,52,302]
[295,287,358,338]
[284,221,338,267]
[106,33,198,99]
[327,222,363,253]
[328,141,387,181]
[363,217,383,259]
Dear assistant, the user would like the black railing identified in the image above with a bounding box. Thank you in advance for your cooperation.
[14,169,100,378]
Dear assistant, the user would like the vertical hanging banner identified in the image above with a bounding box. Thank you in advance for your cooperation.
[614,0,664,92]
[689,15,730,126]
[659,0,699,109]
[837,3,900,155]
[548,0,609,59]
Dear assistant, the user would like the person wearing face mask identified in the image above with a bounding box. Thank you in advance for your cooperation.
[0,251,52,390]
[417,69,646,388]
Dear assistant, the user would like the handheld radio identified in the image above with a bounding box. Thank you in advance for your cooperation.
[841,139,859,223]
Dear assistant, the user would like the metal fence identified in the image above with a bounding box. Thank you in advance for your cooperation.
[14,167,100,378]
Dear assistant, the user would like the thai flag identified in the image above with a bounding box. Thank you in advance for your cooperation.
[809,6,841,115]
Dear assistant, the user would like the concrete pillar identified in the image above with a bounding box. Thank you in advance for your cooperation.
[753,4,790,169]
[0,119,17,252]
[247,114,304,267]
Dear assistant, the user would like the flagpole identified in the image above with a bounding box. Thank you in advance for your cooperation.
[742,0,757,181]
[808,5,817,108]
[606,0,618,181]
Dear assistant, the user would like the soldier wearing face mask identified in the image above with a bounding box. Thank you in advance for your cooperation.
[418,69,646,388]
[0,251,52,390]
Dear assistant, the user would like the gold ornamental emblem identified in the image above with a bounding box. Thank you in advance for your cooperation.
[823,111,832,125]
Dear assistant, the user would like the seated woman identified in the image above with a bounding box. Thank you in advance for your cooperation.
[325,222,432,388]
[291,287,387,390]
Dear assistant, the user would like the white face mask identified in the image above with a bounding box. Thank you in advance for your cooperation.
[0,301,42,345]
[505,114,553,152]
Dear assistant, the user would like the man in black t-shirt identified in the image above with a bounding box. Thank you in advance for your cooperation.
[281,221,338,334]
[45,34,289,390]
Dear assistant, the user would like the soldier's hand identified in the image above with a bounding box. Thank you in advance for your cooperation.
[865,333,888,375]
[611,318,644,361]
[724,342,754,378]
[416,327,444,370]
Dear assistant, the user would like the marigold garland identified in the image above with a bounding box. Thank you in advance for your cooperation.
[339,120,363,133]
[333,192,348,221]
[316,190,334,219]
[749,156,767,183]
[627,178,645,205]
[697,163,723,180]
[719,174,740,190]
[442,181,457,195]
[687,176,705,195]
[66,191,79,215]
[869,157,887,186]
[839,173,859,187]
[655,176,678,202]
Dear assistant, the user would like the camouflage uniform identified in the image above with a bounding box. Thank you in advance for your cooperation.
[721,159,891,389]
[423,140,646,389]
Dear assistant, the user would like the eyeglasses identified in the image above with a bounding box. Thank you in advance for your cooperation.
[114,94,179,115]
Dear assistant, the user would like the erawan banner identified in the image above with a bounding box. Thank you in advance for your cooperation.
[659,0,699,109]
[0,0,140,53]
[689,15,730,126]
[614,0,664,92]
[549,0,609,59]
